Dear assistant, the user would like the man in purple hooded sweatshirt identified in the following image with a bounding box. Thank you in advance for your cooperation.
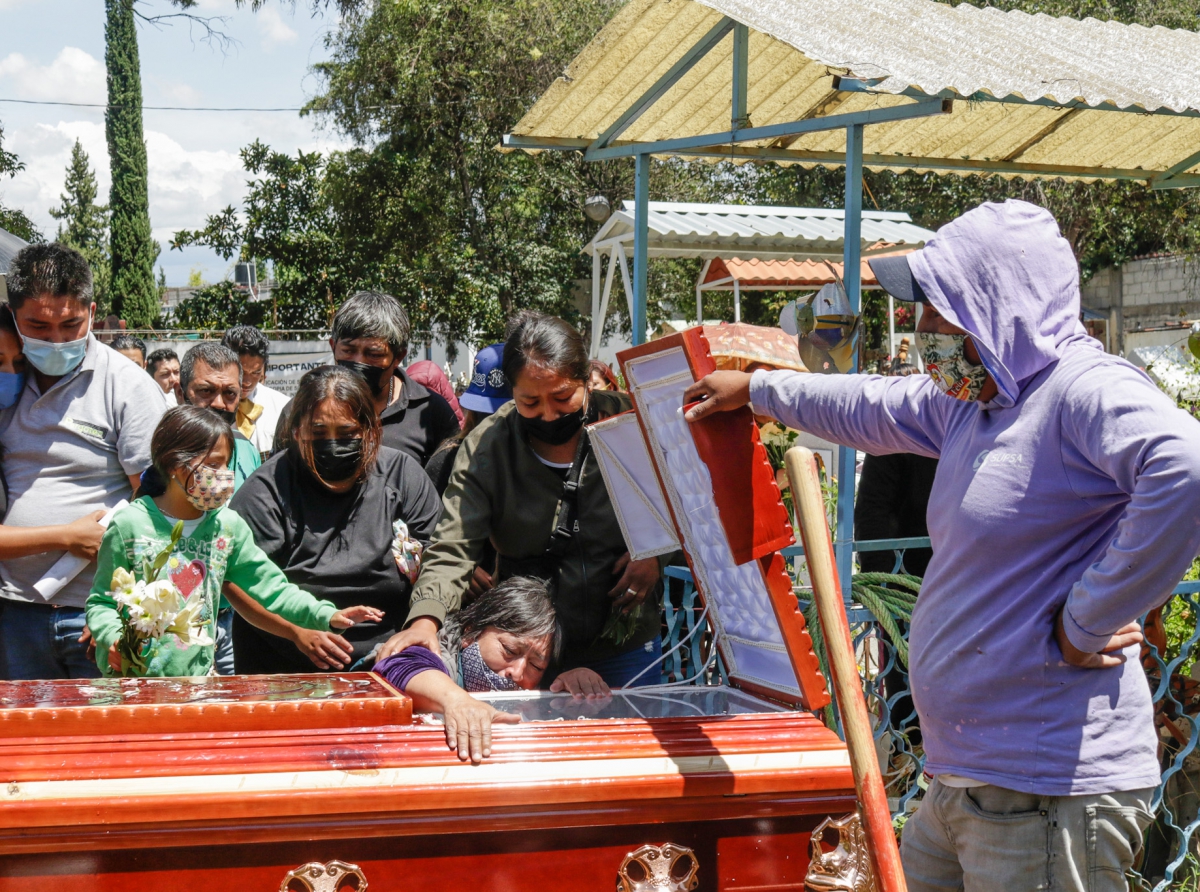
[685,200,1200,891]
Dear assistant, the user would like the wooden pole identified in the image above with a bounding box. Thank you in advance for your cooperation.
[785,446,907,892]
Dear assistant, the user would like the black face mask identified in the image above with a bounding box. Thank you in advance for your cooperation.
[337,359,387,396]
[518,406,586,446]
[309,438,364,483]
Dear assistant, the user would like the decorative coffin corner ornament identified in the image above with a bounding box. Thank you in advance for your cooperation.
[280,860,367,892]
[617,843,700,892]
[804,813,878,892]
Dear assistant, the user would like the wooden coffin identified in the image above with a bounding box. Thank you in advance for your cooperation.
[0,325,855,891]
[0,675,854,891]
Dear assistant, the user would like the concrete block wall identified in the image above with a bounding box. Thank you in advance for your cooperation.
[1081,254,1200,353]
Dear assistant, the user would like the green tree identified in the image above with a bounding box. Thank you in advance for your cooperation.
[0,123,40,243]
[106,0,159,327]
[171,280,265,331]
[49,140,111,314]
[174,0,731,344]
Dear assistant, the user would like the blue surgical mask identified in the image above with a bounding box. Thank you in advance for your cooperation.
[0,372,25,409]
[17,315,92,378]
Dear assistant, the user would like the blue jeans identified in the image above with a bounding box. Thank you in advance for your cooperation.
[0,599,101,680]
[588,637,663,688]
[214,608,235,676]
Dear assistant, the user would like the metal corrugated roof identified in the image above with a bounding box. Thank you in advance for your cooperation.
[584,201,935,259]
[509,0,1200,183]
[0,227,28,272]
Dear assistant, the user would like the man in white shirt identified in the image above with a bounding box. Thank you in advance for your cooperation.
[146,348,180,406]
[0,243,166,679]
[222,325,290,458]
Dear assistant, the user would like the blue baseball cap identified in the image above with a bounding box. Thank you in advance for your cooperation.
[459,343,512,414]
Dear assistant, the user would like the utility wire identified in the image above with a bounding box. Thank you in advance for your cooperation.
[0,98,331,112]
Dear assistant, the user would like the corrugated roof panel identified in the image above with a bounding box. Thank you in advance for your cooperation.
[584,202,936,259]
[509,0,1200,183]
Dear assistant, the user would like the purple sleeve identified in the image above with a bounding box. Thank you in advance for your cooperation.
[1060,365,1200,651]
[748,368,956,458]
[375,646,451,692]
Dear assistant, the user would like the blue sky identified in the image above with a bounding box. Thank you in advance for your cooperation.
[0,0,351,285]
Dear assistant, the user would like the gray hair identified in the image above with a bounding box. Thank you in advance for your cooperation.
[331,291,411,360]
[180,342,242,394]
[439,576,561,672]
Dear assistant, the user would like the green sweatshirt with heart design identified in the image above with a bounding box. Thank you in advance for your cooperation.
[86,496,337,677]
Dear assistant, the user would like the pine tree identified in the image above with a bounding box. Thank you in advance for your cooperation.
[50,140,111,314]
[105,0,159,327]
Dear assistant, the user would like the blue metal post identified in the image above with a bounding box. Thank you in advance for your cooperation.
[731,23,749,130]
[835,123,864,600]
[632,152,650,346]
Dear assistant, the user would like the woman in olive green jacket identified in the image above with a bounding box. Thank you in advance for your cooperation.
[378,313,664,695]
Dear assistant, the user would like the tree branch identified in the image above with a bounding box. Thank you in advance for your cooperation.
[134,6,237,52]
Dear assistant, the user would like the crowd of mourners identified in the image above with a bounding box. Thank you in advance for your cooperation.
[0,242,647,763]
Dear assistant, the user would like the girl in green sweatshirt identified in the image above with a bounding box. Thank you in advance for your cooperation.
[87,405,382,677]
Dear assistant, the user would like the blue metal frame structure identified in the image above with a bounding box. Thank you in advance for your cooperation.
[501,9,1200,604]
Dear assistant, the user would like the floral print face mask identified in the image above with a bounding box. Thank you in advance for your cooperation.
[917,332,990,402]
[179,464,236,512]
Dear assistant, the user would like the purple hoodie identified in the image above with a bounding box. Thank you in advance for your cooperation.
[751,200,1200,796]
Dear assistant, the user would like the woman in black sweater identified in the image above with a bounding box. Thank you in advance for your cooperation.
[228,366,442,673]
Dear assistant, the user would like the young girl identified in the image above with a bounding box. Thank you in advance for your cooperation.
[86,405,382,677]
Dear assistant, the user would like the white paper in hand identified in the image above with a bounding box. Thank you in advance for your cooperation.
[33,500,129,601]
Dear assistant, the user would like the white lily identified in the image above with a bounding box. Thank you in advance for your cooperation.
[166,598,214,648]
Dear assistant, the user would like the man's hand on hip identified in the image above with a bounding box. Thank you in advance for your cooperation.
[683,371,755,423]
[1055,609,1143,669]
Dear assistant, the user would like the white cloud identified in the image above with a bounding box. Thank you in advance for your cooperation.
[0,46,105,104]
[258,7,298,48]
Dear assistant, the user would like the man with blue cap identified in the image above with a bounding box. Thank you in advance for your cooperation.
[683,200,1200,892]
[425,343,512,496]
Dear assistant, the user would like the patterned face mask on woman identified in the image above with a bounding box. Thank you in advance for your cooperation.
[459,640,520,692]
[178,464,236,512]
[917,332,989,402]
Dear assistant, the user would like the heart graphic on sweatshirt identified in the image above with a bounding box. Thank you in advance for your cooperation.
[169,559,207,599]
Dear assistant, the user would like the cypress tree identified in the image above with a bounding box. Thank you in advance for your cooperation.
[105,0,158,327]
[50,140,111,315]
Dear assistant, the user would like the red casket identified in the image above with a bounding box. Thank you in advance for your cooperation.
[0,328,854,891]
[0,675,852,891]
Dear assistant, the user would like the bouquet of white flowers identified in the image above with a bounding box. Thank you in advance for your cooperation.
[107,521,213,677]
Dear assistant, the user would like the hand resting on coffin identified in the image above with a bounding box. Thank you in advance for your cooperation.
[404,668,521,764]
[549,667,611,698]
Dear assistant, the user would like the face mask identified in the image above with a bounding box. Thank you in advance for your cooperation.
[0,372,25,409]
[17,314,91,377]
[459,640,519,693]
[337,359,386,396]
[917,333,989,402]
[178,464,236,512]
[213,407,237,426]
[310,438,364,482]
[518,396,587,446]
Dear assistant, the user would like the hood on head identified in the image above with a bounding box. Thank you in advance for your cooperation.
[908,200,1098,408]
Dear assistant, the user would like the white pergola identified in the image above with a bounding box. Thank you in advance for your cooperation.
[583,201,932,356]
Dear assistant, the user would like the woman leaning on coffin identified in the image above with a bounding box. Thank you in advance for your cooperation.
[374,576,558,763]
[376,311,667,695]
